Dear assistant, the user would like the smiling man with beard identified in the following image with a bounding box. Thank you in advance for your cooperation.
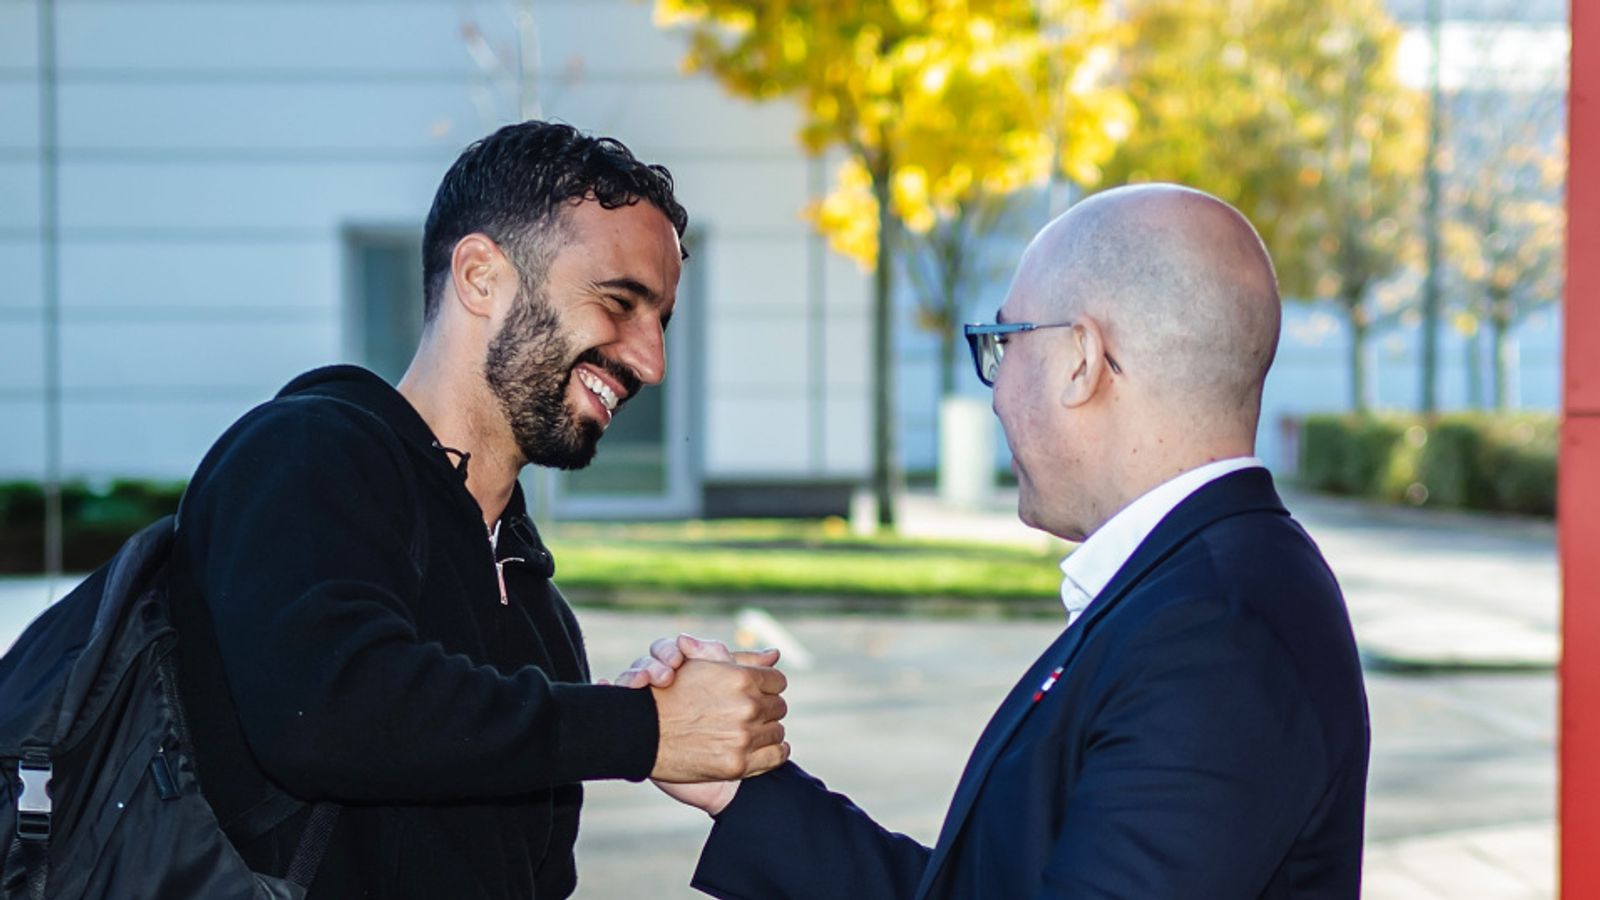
[164,121,790,900]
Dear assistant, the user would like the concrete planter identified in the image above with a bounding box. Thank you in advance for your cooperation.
[938,395,995,509]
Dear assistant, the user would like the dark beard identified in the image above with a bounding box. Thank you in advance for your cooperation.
[484,289,642,470]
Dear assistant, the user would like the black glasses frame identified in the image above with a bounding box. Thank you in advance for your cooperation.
[962,321,1124,387]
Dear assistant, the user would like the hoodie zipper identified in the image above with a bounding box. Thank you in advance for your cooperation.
[488,521,524,606]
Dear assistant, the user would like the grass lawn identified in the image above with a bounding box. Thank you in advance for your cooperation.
[544,518,1067,614]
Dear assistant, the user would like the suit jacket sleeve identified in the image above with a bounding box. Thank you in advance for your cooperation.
[1033,587,1334,898]
[692,762,932,899]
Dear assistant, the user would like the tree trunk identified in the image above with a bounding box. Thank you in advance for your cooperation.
[1465,325,1484,409]
[1492,314,1516,410]
[870,164,900,529]
[938,306,958,398]
[1346,297,1370,412]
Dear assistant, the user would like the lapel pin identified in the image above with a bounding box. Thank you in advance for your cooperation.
[1032,666,1064,704]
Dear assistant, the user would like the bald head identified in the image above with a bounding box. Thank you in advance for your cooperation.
[1023,184,1281,433]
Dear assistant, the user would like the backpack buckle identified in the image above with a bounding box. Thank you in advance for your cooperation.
[16,756,52,841]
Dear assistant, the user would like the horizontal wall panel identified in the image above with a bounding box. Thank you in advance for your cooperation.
[545,79,801,157]
[60,238,338,313]
[0,163,41,230]
[60,320,338,392]
[535,0,700,77]
[705,316,809,392]
[0,320,45,391]
[59,160,443,230]
[705,393,811,474]
[48,145,813,252]
[823,244,871,312]
[57,2,480,74]
[0,2,38,72]
[0,239,43,311]
[61,397,263,479]
[0,84,40,150]
[668,158,813,234]
[59,82,484,154]
[704,237,808,316]
[821,391,870,475]
[822,315,871,389]
[0,400,45,478]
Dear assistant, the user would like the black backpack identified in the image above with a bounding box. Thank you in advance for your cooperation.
[0,516,335,900]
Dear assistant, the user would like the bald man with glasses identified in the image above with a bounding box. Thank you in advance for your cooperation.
[634,184,1369,900]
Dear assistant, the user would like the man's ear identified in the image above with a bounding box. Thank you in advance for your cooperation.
[1059,318,1112,410]
[448,234,510,320]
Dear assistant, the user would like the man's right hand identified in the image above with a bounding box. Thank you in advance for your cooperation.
[649,655,789,784]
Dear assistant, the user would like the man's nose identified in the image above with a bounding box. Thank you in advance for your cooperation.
[617,315,667,386]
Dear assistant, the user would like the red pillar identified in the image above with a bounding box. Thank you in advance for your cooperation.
[1563,2,1600,895]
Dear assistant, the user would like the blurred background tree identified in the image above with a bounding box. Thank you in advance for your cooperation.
[1439,20,1567,412]
[1102,0,1425,411]
[1442,129,1565,411]
[899,193,1032,396]
[653,0,1132,526]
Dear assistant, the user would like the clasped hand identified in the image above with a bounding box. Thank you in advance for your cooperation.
[605,634,789,815]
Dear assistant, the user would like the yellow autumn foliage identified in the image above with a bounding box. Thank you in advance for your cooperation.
[1102,0,1425,304]
[653,0,1135,266]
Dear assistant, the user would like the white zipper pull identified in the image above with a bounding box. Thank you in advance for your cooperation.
[488,521,508,605]
[496,557,526,605]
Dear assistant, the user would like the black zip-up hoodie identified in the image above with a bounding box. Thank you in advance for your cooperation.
[169,365,659,899]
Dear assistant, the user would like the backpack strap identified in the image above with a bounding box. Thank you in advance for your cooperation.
[218,790,305,847]
[215,787,339,891]
[1,831,47,900]
[283,804,339,889]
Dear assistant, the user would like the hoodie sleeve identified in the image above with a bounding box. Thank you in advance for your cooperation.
[181,398,659,802]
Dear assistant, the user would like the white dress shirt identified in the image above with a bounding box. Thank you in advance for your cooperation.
[1059,457,1264,625]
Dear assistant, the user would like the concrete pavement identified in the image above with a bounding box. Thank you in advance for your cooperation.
[901,484,1560,671]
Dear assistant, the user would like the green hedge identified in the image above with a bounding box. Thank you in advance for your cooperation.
[0,480,185,572]
[1297,413,1557,516]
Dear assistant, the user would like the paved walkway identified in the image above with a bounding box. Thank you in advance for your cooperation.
[902,485,1560,670]
[1364,823,1554,899]
[0,484,1561,897]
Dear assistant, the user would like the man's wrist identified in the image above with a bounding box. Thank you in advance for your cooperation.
[707,781,741,818]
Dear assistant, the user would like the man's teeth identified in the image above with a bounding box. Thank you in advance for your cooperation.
[577,370,618,412]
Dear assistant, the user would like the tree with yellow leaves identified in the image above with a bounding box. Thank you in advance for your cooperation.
[1442,106,1566,410]
[1103,0,1425,412]
[653,0,1132,526]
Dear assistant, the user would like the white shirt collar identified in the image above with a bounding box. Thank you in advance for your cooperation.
[1058,457,1264,625]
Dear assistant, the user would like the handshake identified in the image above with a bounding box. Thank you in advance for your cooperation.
[605,634,789,815]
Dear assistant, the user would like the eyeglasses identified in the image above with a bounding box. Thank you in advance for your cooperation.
[962,321,1124,387]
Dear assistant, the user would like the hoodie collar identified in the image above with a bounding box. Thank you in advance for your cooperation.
[275,365,556,578]
[276,365,446,464]
[495,482,555,577]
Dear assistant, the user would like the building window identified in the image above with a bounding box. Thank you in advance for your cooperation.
[345,230,424,385]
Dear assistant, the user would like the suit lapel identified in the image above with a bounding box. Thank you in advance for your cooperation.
[913,469,1287,899]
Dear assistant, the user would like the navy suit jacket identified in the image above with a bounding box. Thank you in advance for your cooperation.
[692,469,1369,899]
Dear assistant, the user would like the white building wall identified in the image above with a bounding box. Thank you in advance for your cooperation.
[1,0,46,478]
[0,0,871,494]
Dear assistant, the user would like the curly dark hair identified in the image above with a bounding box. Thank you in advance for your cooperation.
[421,120,689,320]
